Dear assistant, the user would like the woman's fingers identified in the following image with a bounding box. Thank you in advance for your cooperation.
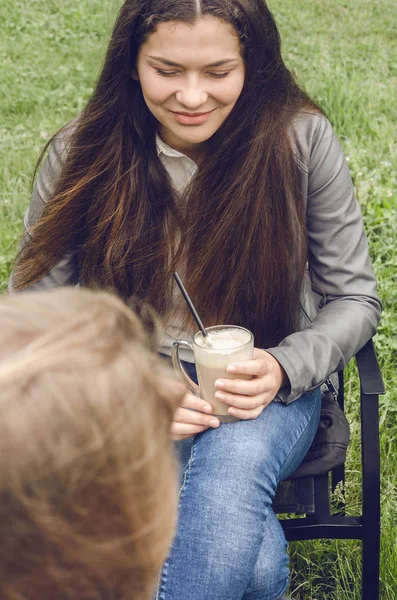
[171,412,219,440]
[174,406,220,428]
[180,393,214,414]
[171,422,210,440]
[171,394,220,440]
[215,376,268,397]
[225,355,268,378]
[215,390,272,410]
[224,349,288,391]
[227,404,266,421]
[216,356,283,397]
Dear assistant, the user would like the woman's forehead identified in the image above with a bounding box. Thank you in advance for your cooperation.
[140,16,242,66]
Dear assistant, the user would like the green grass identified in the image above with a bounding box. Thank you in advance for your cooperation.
[1,0,396,598]
[272,2,397,597]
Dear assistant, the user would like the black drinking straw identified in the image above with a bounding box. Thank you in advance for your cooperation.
[173,272,211,341]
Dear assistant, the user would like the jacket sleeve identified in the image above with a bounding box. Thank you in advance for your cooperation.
[267,116,382,403]
[8,129,79,293]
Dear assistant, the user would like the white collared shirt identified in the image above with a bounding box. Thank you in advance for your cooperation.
[156,134,198,193]
[155,135,198,360]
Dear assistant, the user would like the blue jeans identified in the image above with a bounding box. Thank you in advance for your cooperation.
[156,362,321,600]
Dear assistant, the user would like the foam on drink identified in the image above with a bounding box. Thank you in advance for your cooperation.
[195,327,251,353]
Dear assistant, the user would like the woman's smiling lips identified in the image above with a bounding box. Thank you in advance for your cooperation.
[170,109,216,125]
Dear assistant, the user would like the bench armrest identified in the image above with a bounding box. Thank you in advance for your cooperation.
[355,339,385,396]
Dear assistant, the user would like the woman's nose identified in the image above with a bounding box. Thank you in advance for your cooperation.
[175,84,208,109]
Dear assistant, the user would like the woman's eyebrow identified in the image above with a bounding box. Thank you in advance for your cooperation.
[147,56,239,67]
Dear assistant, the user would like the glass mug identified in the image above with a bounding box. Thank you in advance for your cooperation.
[172,325,254,422]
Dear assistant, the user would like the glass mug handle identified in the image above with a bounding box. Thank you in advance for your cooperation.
[172,340,200,397]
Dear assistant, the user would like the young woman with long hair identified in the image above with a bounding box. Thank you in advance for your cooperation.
[9,0,381,597]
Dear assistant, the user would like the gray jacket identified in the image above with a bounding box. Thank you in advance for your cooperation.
[9,113,382,403]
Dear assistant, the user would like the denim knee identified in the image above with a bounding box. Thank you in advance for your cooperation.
[242,510,290,600]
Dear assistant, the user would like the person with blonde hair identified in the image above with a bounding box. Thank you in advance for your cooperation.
[0,287,184,600]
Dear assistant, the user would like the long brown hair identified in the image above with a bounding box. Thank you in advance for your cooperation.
[13,0,321,348]
[0,288,182,600]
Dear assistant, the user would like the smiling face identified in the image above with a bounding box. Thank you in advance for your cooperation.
[135,16,245,160]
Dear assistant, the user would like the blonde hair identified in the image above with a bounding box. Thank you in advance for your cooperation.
[0,288,182,600]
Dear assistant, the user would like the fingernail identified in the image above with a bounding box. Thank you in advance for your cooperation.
[227,365,237,373]
[228,408,236,415]
[215,380,224,389]
[215,392,225,400]
[202,404,212,413]
[209,419,220,427]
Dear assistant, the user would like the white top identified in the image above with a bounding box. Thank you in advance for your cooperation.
[156,135,198,361]
[156,134,198,193]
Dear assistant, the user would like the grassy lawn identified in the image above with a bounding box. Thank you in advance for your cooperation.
[1,0,396,598]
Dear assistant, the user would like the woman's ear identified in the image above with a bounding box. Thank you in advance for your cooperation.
[131,68,139,81]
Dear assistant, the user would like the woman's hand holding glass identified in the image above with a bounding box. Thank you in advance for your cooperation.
[171,349,287,438]
[214,348,288,420]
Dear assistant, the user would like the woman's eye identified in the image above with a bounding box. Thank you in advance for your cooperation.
[208,72,230,79]
[155,69,231,79]
[156,69,179,77]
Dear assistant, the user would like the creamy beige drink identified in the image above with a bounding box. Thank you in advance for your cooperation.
[194,327,253,417]
[172,325,254,421]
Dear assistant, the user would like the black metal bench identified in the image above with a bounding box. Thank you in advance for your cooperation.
[274,339,385,599]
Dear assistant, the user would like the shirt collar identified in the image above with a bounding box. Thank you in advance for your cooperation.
[156,134,191,159]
